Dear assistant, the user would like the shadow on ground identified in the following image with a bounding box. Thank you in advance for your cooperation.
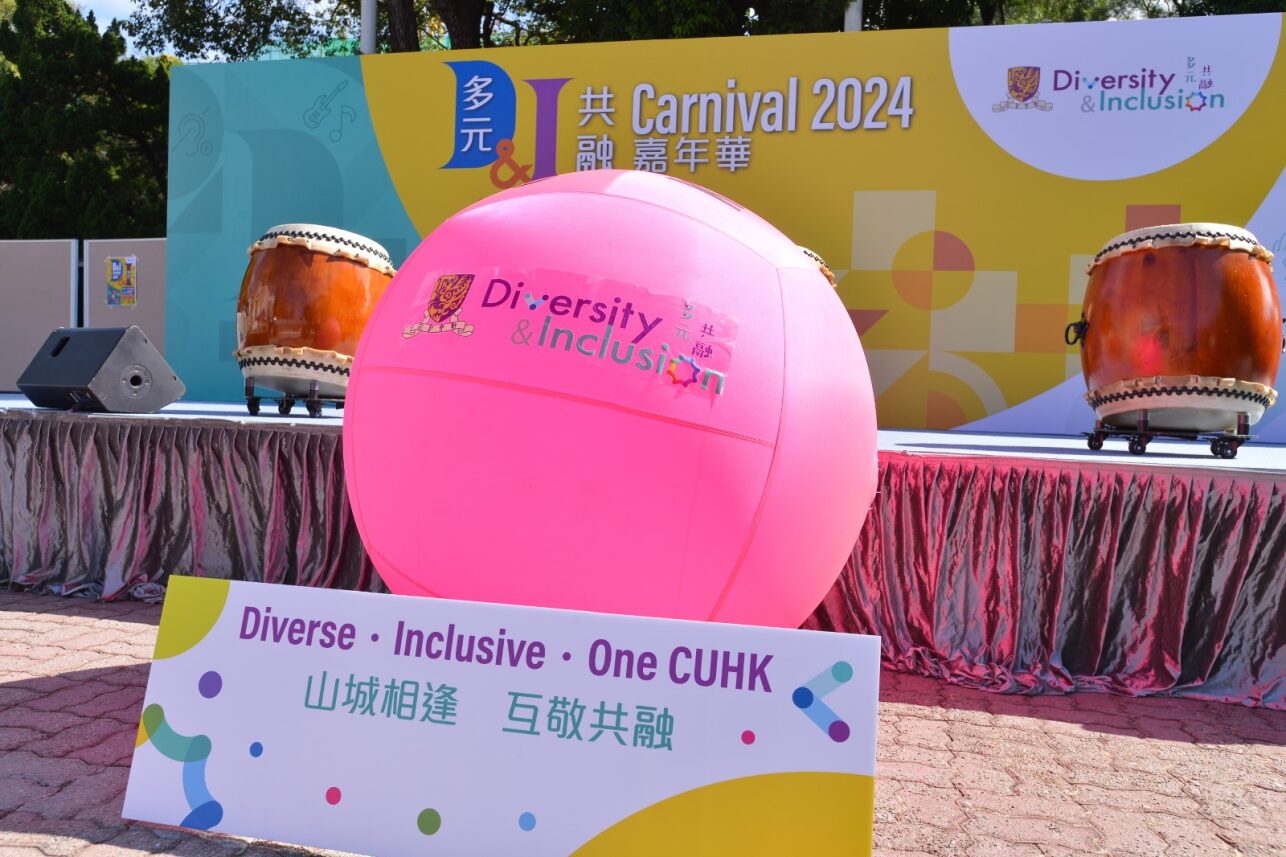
[878,668,1286,746]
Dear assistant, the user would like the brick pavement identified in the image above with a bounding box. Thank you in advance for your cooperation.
[1,590,1283,856]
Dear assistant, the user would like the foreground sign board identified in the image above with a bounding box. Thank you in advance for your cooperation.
[124,577,880,855]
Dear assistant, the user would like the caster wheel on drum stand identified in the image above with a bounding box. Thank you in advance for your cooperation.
[244,378,262,417]
[1211,439,1239,459]
[1087,433,1104,451]
[1128,437,1149,456]
[304,380,324,419]
[278,397,295,416]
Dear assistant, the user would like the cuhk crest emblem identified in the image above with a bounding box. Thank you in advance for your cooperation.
[994,66,1053,112]
[403,273,476,338]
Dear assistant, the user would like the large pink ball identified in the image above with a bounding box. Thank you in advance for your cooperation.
[343,170,877,628]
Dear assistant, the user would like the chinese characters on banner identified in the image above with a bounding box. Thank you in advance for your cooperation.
[576,84,754,175]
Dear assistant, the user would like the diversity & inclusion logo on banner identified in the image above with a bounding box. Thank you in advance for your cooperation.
[993,66,1053,112]
[1047,58,1227,113]
[949,16,1276,180]
[992,58,1228,116]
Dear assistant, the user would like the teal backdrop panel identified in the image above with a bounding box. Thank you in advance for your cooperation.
[165,57,421,402]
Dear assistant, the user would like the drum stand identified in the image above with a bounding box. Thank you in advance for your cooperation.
[1084,411,1251,459]
[244,378,344,419]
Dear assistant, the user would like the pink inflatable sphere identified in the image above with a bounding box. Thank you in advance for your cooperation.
[343,170,877,628]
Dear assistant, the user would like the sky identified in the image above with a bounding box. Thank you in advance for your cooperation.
[78,0,134,27]
[76,0,146,54]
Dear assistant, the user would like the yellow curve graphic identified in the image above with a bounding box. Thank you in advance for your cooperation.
[573,771,875,856]
[153,577,231,660]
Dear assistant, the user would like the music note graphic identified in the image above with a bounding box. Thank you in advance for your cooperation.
[330,106,358,142]
[303,80,349,129]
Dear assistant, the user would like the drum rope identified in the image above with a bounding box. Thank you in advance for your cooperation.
[1087,384,1274,410]
[236,355,350,376]
[255,228,394,267]
[1092,228,1269,265]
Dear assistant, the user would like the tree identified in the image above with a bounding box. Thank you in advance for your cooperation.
[125,0,534,59]
[1164,0,1286,12]
[126,0,334,60]
[123,0,1286,62]
[861,0,976,29]
[124,0,856,60]
[0,0,171,239]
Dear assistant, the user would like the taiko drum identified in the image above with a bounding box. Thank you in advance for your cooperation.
[235,224,395,398]
[1070,223,1281,432]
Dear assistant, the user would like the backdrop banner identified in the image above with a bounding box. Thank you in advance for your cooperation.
[166,14,1286,438]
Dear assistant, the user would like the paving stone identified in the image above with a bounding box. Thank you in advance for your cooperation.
[25,715,127,759]
[0,707,93,735]
[0,725,44,751]
[962,814,1100,850]
[0,750,93,786]
[170,837,251,856]
[27,682,122,713]
[0,776,61,811]
[1085,805,1169,856]
[26,766,129,820]
[77,826,178,855]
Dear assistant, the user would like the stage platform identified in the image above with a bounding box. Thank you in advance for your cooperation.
[2,395,1283,708]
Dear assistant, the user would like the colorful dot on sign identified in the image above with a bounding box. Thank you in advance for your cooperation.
[791,687,814,709]
[832,661,854,682]
[741,730,756,745]
[325,787,342,805]
[371,633,380,642]
[562,652,571,661]
[249,742,263,757]
[197,671,222,699]
[519,812,537,832]
[417,808,442,835]
[829,720,851,743]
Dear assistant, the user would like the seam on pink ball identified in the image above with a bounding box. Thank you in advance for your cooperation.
[706,269,789,622]
[357,364,777,447]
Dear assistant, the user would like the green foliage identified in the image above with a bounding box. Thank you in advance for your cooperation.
[1168,0,1286,12]
[861,0,977,29]
[524,0,746,42]
[0,0,170,239]
[128,0,1282,62]
[1003,0,1135,23]
[518,0,850,42]
[127,0,329,60]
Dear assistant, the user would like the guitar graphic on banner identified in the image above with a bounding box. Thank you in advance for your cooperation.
[303,80,349,129]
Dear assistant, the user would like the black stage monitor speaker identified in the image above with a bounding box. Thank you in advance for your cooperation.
[17,326,185,414]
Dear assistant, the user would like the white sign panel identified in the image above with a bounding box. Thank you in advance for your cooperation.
[123,577,880,856]
[950,15,1279,180]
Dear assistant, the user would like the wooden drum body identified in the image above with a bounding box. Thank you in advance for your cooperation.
[1072,224,1282,433]
[234,225,395,399]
